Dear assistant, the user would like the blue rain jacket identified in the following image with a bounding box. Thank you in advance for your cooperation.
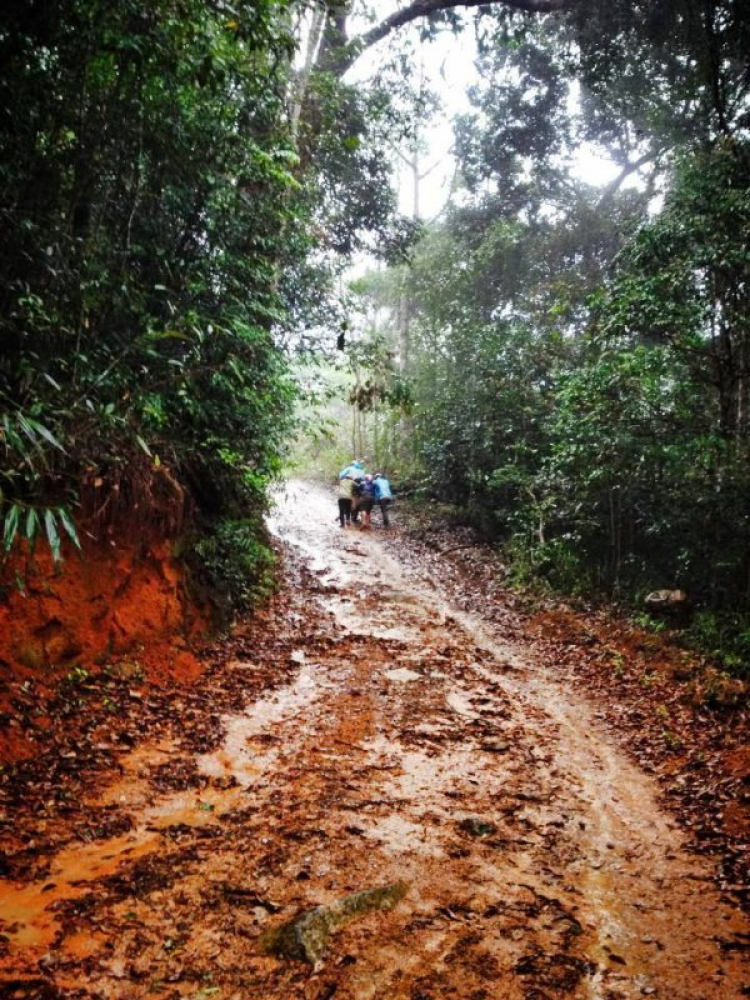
[374,477,393,500]
[339,461,364,480]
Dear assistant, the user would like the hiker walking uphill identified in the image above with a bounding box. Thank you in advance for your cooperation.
[334,463,395,530]
[374,472,393,527]
[357,474,378,530]
[340,460,365,523]
[337,473,355,528]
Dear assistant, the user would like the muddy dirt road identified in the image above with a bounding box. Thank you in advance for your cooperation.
[1,482,748,999]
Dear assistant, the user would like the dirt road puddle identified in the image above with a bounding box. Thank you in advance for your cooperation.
[0,480,746,999]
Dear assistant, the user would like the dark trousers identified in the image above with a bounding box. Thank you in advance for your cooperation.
[378,498,391,526]
[338,497,352,526]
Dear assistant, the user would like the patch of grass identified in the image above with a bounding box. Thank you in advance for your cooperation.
[682,611,750,681]
[632,611,668,634]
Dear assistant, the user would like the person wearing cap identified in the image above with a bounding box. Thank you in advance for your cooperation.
[373,472,393,527]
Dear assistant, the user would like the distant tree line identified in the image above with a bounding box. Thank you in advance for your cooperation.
[341,3,750,670]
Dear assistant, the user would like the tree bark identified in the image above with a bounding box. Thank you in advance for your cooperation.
[317,0,569,77]
[290,3,327,142]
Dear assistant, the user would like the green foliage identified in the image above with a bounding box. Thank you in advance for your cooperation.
[190,518,277,620]
[566,0,749,144]
[298,72,410,261]
[599,140,750,431]
[631,612,667,635]
[524,538,592,596]
[555,142,750,605]
[318,10,750,672]
[347,333,412,413]
[683,613,750,680]
[2,499,81,566]
[455,27,572,206]
[0,0,299,603]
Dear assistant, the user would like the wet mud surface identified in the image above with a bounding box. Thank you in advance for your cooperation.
[0,481,748,998]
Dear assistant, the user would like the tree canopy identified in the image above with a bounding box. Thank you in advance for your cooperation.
[2,0,750,656]
[309,1,750,669]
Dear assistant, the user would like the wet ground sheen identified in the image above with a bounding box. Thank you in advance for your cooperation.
[0,481,747,999]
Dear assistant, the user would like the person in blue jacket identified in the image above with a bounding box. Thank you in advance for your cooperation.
[373,472,393,527]
[339,459,364,480]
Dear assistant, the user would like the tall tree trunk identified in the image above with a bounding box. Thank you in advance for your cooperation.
[290,4,327,144]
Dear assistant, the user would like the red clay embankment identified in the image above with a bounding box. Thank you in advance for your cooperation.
[0,537,208,764]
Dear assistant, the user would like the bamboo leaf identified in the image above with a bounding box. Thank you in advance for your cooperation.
[3,504,21,553]
[28,418,65,452]
[16,413,38,445]
[58,506,82,552]
[3,415,24,451]
[25,507,40,550]
[44,508,62,564]
[136,434,152,457]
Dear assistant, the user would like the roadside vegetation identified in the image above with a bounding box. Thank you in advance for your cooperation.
[294,5,750,677]
[0,0,299,611]
[2,0,749,667]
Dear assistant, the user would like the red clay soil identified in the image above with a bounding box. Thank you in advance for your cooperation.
[0,484,747,1000]
[0,537,208,764]
[379,505,750,902]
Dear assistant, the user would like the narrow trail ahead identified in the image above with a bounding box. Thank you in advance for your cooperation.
[1,482,747,999]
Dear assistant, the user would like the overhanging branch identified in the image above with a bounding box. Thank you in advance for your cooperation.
[597,149,660,204]
[323,0,569,76]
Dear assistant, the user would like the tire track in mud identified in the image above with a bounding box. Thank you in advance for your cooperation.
[0,482,747,999]
[263,483,748,999]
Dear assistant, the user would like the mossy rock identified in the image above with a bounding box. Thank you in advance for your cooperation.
[258,881,409,964]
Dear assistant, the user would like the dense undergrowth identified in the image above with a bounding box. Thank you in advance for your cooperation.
[301,8,750,669]
[0,0,299,613]
[400,495,750,683]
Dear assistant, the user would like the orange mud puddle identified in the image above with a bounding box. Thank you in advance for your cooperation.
[0,481,747,998]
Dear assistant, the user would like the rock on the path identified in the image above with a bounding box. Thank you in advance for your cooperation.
[644,589,689,614]
[458,817,498,837]
[257,881,409,964]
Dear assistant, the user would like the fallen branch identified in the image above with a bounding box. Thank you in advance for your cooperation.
[437,542,480,556]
